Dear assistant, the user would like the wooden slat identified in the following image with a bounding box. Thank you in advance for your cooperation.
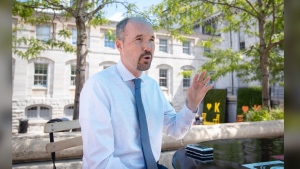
[45,136,82,153]
[44,120,80,133]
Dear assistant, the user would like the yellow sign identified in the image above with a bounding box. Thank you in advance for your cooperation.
[206,102,220,112]
[214,102,220,112]
[207,103,212,110]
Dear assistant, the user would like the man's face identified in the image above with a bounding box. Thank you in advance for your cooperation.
[116,20,155,77]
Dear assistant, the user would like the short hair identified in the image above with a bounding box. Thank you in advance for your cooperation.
[116,17,151,41]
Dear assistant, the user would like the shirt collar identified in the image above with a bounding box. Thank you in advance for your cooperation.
[116,60,146,82]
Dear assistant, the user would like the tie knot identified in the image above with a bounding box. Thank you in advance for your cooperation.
[133,78,141,89]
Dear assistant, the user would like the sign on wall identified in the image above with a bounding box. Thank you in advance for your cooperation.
[237,87,262,115]
[202,89,227,124]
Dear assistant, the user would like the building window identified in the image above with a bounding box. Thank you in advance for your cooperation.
[159,39,168,53]
[34,63,48,87]
[70,64,76,85]
[36,25,51,41]
[239,30,245,50]
[72,28,77,45]
[204,47,211,53]
[239,42,245,50]
[202,20,220,36]
[159,69,168,87]
[100,61,117,70]
[182,70,192,87]
[26,106,51,120]
[104,35,115,49]
[64,105,74,118]
[183,41,190,54]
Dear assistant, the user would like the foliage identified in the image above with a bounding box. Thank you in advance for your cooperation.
[244,107,284,122]
[12,0,142,119]
[237,87,262,115]
[151,0,284,108]
[178,70,192,78]
[200,45,284,85]
[12,0,141,59]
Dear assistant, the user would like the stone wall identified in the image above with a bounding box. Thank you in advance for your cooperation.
[12,109,23,134]
[12,120,284,168]
[12,96,284,133]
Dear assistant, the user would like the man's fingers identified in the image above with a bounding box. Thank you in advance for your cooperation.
[205,84,214,92]
[202,76,211,86]
[194,70,206,84]
[193,74,200,84]
[198,70,206,82]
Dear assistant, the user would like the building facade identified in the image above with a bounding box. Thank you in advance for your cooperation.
[12,13,283,133]
[12,15,212,133]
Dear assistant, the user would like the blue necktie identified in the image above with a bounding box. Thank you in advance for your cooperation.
[133,78,158,169]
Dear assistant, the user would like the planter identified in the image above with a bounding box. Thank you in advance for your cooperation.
[236,115,244,122]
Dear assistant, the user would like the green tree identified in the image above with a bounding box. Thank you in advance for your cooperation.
[12,0,140,120]
[151,0,284,109]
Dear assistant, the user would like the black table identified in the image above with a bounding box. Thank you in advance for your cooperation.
[172,137,284,169]
[171,147,283,169]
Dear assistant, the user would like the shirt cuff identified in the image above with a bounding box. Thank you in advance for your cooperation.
[184,103,198,114]
[182,104,198,117]
[180,104,198,125]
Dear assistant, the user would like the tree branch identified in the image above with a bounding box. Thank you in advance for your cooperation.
[276,2,284,9]
[268,1,275,46]
[87,0,145,21]
[245,0,258,14]
[266,39,284,52]
[87,0,110,20]
[44,0,75,16]
[243,45,255,55]
[202,0,257,18]
[51,10,56,40]
[21,4,61,11]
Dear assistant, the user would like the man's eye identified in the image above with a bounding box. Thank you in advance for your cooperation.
[150,39,154,42]
[136,38,141,40]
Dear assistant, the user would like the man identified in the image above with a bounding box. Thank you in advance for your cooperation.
[79,17,213,169]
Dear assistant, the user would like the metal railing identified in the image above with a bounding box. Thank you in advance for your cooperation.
[226,86,284,99]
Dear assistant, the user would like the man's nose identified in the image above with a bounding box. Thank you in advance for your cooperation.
[142,41,153,52]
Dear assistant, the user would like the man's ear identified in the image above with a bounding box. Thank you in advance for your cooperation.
[116,39,122,51]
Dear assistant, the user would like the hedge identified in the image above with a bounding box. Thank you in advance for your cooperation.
[203,89,227,123]
[237,87,262,115]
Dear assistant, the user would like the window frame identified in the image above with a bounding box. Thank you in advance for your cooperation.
[99,61,117,70]
[70,64,76,86]
[182,41,191,55]
[104,35,115,49]
[36,25,51,42]
[182,70,192,88]
[159,39,168,53]
[34,63,48,87]
[64,105,74,118]
[72,28,77,45]
[26,105,51,120]
[204,47,211,53]
[103,65,110,69]
[239,30,245,50]
[159,69,168,87]
[202,19,220,36]
[66,60,89,89]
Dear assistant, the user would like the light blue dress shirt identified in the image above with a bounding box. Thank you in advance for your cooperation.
[79,60,196,169]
